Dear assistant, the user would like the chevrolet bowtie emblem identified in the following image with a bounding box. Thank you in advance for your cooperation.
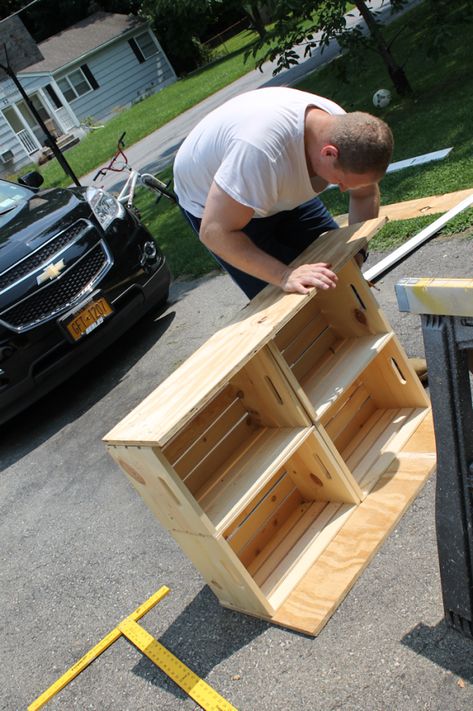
[37,259,66,285]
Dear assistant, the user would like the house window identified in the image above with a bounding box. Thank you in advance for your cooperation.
[129,31,157,64]
[29,93,49,122]
[57,64,98,102]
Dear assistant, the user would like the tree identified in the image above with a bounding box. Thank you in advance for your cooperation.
[424,0,473,60]
[140,0,235,75]
[349,0,411,95]
[247,0,413,96]
[248,0,473,97]
[242,2,272,38]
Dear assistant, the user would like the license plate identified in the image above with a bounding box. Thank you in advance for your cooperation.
[62,296,113,342]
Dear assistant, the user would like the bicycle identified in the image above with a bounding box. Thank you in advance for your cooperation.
[93,131,177,208]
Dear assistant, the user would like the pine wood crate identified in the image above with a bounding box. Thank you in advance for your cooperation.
[104,218,436,636]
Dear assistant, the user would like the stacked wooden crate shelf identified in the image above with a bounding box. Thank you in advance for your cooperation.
[104,218,436,635]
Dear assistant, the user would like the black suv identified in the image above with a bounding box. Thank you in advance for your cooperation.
[0,174,171,424]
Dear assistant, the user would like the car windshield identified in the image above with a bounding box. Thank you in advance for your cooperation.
[0,180,33,222]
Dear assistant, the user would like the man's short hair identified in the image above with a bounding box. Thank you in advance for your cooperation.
[331,112,394,176]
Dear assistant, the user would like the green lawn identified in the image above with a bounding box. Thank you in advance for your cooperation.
[295,1,473,256]
[34,0,473,279]
[132,0,473,279]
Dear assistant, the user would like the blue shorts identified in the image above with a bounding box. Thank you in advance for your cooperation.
[180,196,338,299]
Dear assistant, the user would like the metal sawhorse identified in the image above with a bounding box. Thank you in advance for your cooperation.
[396,277,473,638]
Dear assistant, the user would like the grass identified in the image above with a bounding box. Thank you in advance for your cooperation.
[134,0,473,279]
[134,168,217,278]
[296,0,473,251]
[34,1,473,279]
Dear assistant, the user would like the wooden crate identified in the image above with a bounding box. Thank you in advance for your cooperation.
[105,218,436,635]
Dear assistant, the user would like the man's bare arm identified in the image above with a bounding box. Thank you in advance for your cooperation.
[199,182,338,295]
[348,183,380,225]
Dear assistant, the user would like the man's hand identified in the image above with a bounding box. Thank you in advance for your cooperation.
[201,183,339,295]
[280,263,338,295]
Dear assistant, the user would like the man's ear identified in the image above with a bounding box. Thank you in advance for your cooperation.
[320,143,339,160]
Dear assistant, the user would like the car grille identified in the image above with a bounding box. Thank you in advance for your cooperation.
[0,242,111,331]
[0,220,92,293]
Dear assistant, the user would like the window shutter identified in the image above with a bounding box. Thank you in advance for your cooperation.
[80,64,99,90]
[45,84,63,109]
[128,37,145,64]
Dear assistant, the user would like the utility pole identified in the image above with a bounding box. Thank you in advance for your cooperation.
[1,45,81,187]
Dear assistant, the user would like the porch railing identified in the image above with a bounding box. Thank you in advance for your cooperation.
[17,129,39,155]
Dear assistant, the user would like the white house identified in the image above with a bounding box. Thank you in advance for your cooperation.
[0,12,176,175]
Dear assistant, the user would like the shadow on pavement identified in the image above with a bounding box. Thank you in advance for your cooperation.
[401,618,473,680]
[142,145,183,175]
[169,270,226,302]
[0,306,176,469]
[129,586,269,703]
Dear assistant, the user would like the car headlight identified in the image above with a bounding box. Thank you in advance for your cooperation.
[86,186,125,231]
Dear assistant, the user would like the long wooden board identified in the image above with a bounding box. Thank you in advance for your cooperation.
[396,276,473,317]
[335,188,473,228]
[222,412,436,636]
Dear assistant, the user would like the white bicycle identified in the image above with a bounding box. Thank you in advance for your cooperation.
[93,132,177,208]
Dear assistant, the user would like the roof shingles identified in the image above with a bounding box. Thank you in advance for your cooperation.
[20,11,146,74]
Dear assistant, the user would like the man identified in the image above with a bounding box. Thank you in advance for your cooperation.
[173,86,393,299]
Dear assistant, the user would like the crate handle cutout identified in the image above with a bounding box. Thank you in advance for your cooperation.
[264,375,284,405]
[159,478,182,506]
[118,459,146,485]
[390,357,407,384]
[351,284,367,311]
[310,473,324,487]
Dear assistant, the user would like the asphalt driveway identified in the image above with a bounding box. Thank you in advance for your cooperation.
[2,232,473,711]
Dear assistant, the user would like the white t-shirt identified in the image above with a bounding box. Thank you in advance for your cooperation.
[173,87,345,219]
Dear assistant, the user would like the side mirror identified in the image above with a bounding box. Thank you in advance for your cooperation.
[18,171,44,189]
